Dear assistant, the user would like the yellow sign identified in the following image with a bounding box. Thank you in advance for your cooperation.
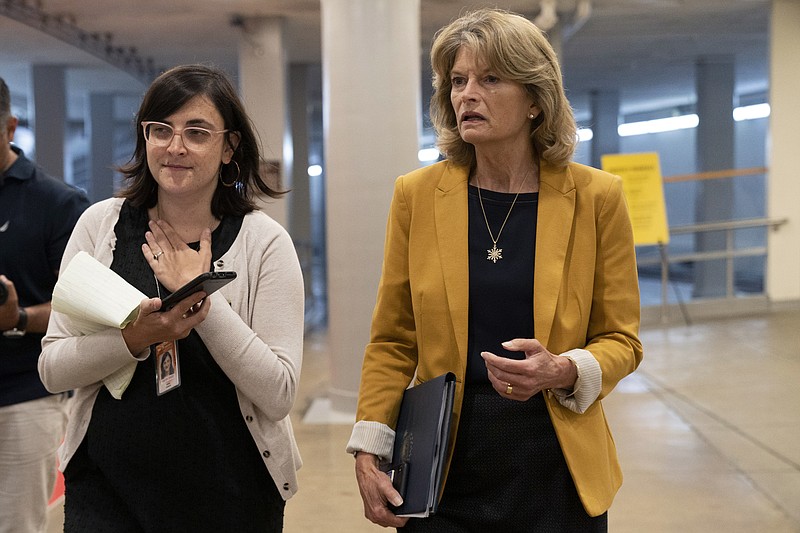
[601,152,670,246]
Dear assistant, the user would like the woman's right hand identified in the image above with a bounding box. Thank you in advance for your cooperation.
[121,293,210,355]
[354,452,409,528]
[143,220,213,292]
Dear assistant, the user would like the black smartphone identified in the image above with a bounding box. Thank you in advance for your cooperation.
[159,271,237,311]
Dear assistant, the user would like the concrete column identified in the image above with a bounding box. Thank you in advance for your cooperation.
[767,0,800,302]
[30,64,66,179]
[238,16,290,230]
[288,64,312,251]
[87,93,115,202]
[693,55,735,298]
[589,89,620,168]
[286,63,320,328]
[321,0,421,415]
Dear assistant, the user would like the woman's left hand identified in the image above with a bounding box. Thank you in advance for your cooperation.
[142,219,212,292]
[121,295,211,356]
[481,338,578,401]
[354,452,409,528]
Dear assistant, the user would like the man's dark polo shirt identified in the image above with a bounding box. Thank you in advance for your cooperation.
[0,146,90,406]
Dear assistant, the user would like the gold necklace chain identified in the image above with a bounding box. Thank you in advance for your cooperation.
[475,173,530,263]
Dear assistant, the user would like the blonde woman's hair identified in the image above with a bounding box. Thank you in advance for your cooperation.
[430,8,578,168]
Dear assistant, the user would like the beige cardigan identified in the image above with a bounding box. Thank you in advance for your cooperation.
[39,197,305,500]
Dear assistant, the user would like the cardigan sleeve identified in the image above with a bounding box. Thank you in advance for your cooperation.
[40,201,148,393]
[551,348,602,414]
[195,217,305,422]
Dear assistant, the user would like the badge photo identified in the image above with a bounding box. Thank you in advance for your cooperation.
[155,340,181,395]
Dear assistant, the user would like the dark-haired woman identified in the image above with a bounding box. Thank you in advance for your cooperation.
[39,64,304,532]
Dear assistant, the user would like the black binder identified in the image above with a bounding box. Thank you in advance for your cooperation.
[383,372,456,517]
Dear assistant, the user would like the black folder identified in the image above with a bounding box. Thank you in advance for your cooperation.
[383,372,456,517]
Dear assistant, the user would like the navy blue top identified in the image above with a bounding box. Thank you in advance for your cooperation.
[466,186,538,384]
[0,146,90,406]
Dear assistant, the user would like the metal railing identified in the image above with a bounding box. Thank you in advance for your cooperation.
[634,165,787,323]
[637,217,788,323]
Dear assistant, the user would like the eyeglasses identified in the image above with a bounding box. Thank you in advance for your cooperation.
[141,121,228,151]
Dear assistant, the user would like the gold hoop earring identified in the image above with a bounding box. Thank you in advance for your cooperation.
[219,161,240,188]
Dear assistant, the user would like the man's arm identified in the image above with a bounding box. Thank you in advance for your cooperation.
[1,268,57,335]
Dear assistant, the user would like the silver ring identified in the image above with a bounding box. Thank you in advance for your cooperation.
[153,251,164,261]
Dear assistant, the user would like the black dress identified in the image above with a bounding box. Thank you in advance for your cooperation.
[63,201,285,533]
[401,187,607,533]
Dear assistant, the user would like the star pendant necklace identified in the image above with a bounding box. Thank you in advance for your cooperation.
[475,171,530,263]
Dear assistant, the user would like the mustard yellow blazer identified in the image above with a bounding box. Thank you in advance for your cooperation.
[351,159,643,517]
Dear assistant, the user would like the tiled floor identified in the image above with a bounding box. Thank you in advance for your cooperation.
[47,306,800,531]
[284,306,800,532]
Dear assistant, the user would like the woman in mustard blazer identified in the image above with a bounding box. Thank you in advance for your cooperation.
[347,8,643,532]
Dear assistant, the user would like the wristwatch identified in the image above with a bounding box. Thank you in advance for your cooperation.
[2,308,27,338]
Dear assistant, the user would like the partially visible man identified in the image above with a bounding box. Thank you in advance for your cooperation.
[0,77,90,533]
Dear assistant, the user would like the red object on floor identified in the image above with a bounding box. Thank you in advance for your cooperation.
[49,466,65,505]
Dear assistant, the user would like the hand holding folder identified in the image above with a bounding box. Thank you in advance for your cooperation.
[383,372,456,518]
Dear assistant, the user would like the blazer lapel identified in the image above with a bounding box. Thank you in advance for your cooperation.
[535,162,576,347]
[435,164,470,365]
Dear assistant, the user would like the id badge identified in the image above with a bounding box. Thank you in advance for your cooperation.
[155,340,181,395]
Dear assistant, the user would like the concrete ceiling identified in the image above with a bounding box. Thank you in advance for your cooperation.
[0,0,770,123]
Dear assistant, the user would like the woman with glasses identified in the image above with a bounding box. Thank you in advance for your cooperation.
[39,64,304,532]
